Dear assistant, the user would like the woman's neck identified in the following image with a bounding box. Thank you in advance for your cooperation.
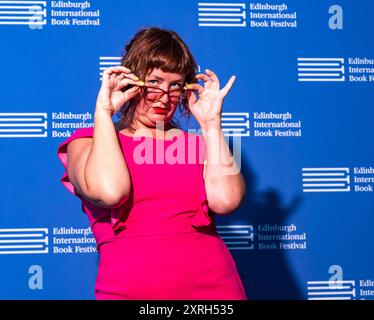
[116,119,178,138]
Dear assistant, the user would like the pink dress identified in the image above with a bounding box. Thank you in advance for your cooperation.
[57,126,247,300]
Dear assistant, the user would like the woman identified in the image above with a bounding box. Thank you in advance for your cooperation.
[57,27,247,299]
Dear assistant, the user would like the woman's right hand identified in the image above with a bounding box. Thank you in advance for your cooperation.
[95,66,144,115]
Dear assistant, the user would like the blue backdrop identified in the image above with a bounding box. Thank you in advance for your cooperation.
[0,0,373,300]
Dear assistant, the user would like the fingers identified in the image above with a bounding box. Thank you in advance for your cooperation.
[195,73,211,83]
[103,66,142,83]
[113,86,141,114]
[103,66,131,77]
[187,89,198,106]
[119,77,144,90]
[221,75,236,98]
[205,68,219,83]
[205,69,220,90]
[124,84,141,97]
[117,72,127,80]
[190,69,236,99]
[192,69,220,91]
[184,83,204,95]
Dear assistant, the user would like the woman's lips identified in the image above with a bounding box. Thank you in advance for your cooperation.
[152,107,168,114]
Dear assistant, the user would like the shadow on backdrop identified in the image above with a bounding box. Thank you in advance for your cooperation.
[216,141,304,300]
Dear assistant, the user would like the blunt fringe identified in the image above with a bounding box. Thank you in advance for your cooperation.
[115,27,198,132]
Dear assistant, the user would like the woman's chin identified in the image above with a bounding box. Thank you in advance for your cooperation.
[150,111,173,121]
[152,114,168,120]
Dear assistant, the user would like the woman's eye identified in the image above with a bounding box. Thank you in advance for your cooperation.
[171,83,182,89]
[148,80,158,85]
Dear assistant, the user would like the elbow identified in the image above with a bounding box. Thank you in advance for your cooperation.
[100,190,130,208]
[205,173,246,215]
[210,199,243,215]
[208,191,246,215]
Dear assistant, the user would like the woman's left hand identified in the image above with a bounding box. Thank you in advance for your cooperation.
[185,69,236,129]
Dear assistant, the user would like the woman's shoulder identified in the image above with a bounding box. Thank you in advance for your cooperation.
[57,127,94,155]
[70,126,94,138]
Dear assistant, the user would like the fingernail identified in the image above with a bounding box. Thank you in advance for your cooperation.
[187,84,194,88]
[138,81,145,85]
[134,76,139,81]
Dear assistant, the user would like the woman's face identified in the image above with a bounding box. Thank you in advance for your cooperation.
[133,68,185,129]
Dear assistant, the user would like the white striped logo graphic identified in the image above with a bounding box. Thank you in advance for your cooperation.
[198,2,246,27]
[302,167,351,192]
[0,1,46,26]
[221,112,249,137]
[307,280,356,300]
[297,58,345,82]
[0,228,48,254]
[99,56,122,80]
[218,225,254,250]
[0,112,47,138]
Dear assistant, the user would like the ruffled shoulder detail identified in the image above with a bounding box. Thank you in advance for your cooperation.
[57,127,94,197]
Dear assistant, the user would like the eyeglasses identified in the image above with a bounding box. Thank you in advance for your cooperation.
[141,85,186,102]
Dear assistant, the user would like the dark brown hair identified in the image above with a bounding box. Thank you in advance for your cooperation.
[115,27,198,131]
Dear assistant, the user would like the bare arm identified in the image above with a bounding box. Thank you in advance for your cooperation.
[66,66,144,208]
[185,68,245,215]
[202,122,245,215]
[66,110,131,209]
